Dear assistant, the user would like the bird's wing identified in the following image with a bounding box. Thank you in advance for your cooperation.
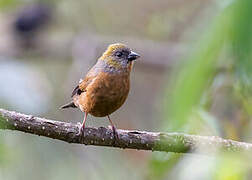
[71,66,100,98]
[71,75,94,97]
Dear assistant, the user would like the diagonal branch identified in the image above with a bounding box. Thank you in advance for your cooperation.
[0,108,252,154]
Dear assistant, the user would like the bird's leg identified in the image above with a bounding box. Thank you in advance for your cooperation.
[77,112,88,137]
[107,115,119,141]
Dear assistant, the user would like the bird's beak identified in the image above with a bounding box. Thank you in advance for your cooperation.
[128,51,140,61]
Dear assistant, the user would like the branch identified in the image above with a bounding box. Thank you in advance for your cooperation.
[0,108,252,154]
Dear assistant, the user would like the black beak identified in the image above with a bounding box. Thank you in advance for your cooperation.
[128,51,140,61]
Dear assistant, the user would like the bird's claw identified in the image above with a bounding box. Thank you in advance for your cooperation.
[77,123,85,142]
[108,125,119,144]
[112,126,119,140]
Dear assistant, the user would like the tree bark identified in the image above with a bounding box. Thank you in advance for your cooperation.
[0,108,252,154]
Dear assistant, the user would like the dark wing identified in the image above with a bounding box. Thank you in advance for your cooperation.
[71,64,101,98]
[71,85,83,97]
[71,75,95,98]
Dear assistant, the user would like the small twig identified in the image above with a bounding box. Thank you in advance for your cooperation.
[0,108,252,154]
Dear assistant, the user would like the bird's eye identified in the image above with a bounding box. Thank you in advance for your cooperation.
[115,52,122,57]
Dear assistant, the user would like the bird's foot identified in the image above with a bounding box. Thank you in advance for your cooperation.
[108,125,119,144]
[77,122,85,142]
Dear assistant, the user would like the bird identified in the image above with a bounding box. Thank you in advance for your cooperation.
[60,43,140,137]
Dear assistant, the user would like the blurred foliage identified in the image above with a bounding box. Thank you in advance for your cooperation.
[149,0,252,179]
[0,0,18,10]
[148,153,181,180]
[0,116,10,166]
[162,0,252,135]
[213,153,248,180]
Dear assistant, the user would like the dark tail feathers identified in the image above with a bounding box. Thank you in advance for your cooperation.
[60,101,77,109]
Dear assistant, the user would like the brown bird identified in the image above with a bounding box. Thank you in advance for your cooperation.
[61,43,140,137]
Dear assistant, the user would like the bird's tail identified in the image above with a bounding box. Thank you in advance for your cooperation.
[60,101,77,109]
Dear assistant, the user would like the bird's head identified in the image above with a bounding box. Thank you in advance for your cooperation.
[99,43,140,70]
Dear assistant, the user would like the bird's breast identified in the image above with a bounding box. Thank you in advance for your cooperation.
[78,71,130,117]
